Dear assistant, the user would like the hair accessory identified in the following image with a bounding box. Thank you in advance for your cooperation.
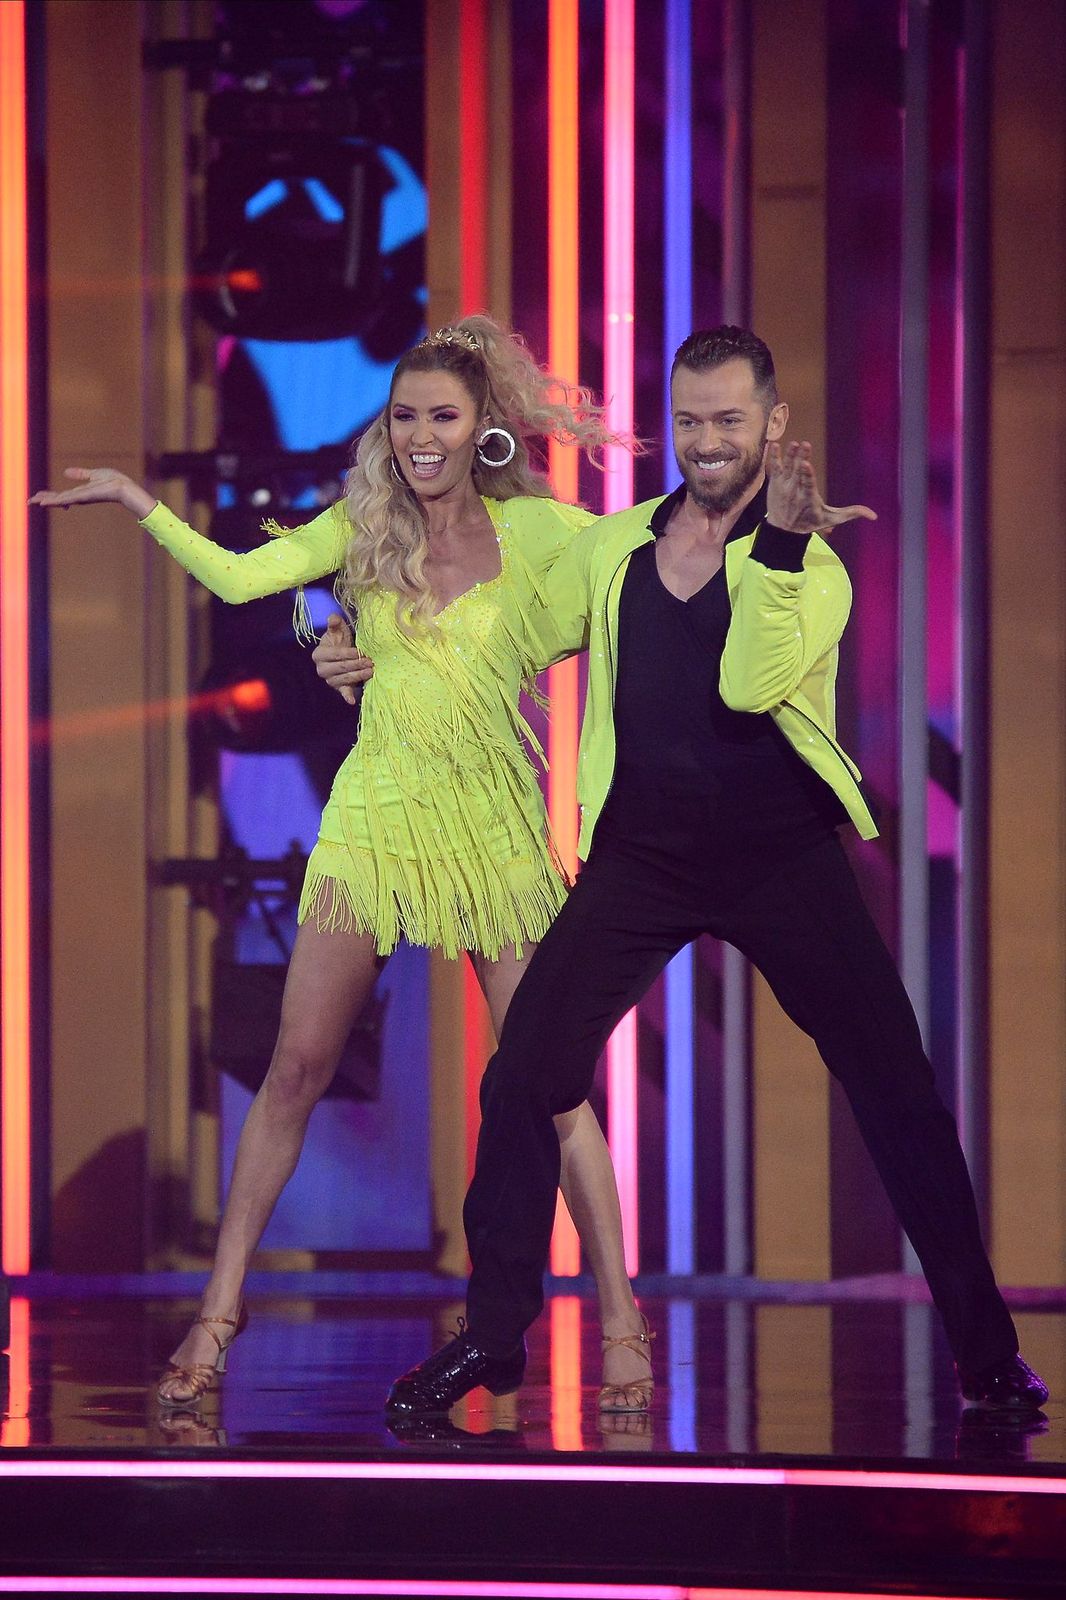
[419,326,481,354]
[476,426,517,468]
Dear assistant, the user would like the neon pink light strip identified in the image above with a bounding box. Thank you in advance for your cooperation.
[0,0,32,1278]
[602,0,639,1277]
[606,1010,638,1274]
[0,1583,686,1599]
[0,1581,1003,1599]
[1,1460,1063,1495]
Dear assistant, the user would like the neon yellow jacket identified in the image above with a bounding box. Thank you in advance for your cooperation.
[529,493,879,860]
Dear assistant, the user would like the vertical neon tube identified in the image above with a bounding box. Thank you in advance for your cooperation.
[0,1299,30,1447]
[547,0,581,872]
[547,0,582,1278]
[603,0,639,1275]
[458,0,492,1189]
[549,1296,583,1451]
[667,1298,698,1452]
[459,0,488,314]
[0,0,31,1277]
[0,1297,30,1447]
[663,0,696,1277]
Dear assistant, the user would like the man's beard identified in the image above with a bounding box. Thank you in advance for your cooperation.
[679,430,767,513]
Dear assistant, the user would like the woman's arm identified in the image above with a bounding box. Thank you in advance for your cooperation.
[31,467,347,604]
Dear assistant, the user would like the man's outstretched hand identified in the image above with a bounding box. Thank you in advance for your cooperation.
[766,441,877,535]
[312,613,373,707]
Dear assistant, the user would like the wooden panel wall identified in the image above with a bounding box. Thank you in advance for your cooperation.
[749,0,831,1282]
[45,0,150,1268]
[987,2,1066,1285]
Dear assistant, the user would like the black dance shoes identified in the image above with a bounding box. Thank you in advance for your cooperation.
[959,1353,1049,1411]
[387,1320,526,1414]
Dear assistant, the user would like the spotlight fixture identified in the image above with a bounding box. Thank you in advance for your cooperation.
[193,141,391,341]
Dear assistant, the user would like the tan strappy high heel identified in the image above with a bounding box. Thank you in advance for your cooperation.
[598,1313,655,1413]
[157,1305,249,1407]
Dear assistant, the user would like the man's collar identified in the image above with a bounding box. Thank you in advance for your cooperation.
[648,478,768,541]
[648,483,686,535]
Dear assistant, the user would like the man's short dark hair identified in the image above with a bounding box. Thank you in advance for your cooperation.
[671,326,779,408]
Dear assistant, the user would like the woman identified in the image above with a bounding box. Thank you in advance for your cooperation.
[31,315,654,1413]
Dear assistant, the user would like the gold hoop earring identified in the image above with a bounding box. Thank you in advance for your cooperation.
[390,456,406,485]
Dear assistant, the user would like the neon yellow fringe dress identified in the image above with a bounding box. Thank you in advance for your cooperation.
[140,494,594,960]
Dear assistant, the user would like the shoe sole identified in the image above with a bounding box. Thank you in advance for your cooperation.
[961,1393,1049,1412]
[387,1374,524,1414]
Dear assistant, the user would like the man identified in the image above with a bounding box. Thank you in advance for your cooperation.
[317,327,1047,1416]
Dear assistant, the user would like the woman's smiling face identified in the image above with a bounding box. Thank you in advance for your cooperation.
[389,371,485,501]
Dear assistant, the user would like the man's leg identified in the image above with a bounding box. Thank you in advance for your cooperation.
[387,843,699,1411]
[721,837,1019,1380]
[463,847,699,1353]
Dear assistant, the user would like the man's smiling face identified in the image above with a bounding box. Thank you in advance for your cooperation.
[671,357,787,513]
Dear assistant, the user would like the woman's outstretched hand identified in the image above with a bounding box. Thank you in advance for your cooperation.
[765,441,877,535]
[29,467,157,521]
[312,613,373,707]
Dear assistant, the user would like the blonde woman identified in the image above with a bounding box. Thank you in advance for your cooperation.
[31,316,653,1414]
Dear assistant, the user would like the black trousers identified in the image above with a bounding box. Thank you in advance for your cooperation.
[463,832,1018,1377]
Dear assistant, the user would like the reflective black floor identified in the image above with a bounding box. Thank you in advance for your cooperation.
[3,1286,1065,1466]
[3,1286,1064,1600]
[2,1280,1062,1465]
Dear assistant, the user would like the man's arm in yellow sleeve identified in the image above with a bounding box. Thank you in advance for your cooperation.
[524,518,599,670]
[719,526,852,713]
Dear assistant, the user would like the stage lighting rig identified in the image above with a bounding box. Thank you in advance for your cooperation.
[150,447,352,503]
[193,138,391,341]
[145,0,424,346]
[194,635,359,755]
[143,0,421,87]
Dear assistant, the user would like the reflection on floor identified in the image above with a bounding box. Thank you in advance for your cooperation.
[2,1286,1064,1464]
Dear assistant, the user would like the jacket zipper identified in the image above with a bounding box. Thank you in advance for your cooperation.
[782,698,864,786]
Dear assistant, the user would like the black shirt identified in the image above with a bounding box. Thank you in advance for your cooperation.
[596,482,845,890]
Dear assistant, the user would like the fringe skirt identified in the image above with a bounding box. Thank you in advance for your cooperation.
[297,745,569,962]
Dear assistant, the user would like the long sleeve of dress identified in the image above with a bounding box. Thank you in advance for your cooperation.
[139,500,349,604]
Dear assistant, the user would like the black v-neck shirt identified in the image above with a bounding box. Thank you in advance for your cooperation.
[596,483,844,888]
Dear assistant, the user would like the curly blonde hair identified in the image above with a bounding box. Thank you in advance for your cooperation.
[339,313,627,631]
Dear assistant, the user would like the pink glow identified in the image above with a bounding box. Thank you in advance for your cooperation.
[0,1296,29,1448]
[0,1580,1002,1599]
[0,1459,1063,1496]
[0,1582,687,1598]
[0,0,32,1278]
[602,0,635,514]
[602,0,639,1276]
[607,1008,639,1274]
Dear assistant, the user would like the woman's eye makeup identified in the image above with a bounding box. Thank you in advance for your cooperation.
[391,409,460,422]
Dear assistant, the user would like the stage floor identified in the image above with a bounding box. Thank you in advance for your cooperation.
[2,1281,1066,1595]
[2,1283,1065,1461]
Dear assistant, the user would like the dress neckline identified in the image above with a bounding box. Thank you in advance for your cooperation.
[431,497,506,620]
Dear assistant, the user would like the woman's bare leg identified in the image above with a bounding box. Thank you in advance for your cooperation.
[161,916,383,1398]
[473,945,652,1400]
